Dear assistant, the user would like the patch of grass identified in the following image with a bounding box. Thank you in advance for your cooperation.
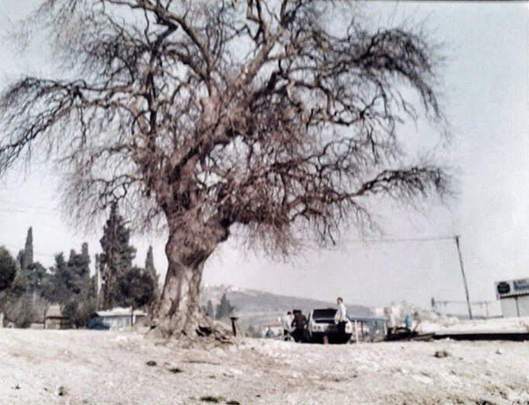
[200,396,221,403]
[168,367,183,374]
[226,401,241,405]
[146,360,157,367]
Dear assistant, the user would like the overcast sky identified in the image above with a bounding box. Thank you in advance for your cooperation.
[0,1,528,316]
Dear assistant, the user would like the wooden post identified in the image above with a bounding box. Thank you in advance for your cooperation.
[354,320,359,343]
[361,321,365,340]
[230,317,239,337]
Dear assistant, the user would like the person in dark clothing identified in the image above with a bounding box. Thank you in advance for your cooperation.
[291,309,307,343]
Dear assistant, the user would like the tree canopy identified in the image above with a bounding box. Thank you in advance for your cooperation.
[116,266,156,311]
[0,247,17,292]
[0,1,448,245]
[44,247,96,327]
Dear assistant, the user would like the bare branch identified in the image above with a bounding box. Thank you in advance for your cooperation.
[0,0,450,254]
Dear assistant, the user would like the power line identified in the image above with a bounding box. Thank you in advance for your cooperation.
[0,242,56,259]
[0,200,57,212]
[0,209,56,217]
[344,236,455,244]
[295,235,458,247]
[0,202,58,216]
[0,202,57,212]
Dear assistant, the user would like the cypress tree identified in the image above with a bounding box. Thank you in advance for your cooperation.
[206,300,215,318]
[67,249,82,295]
[16,227,34,272]
[215,292,234,320]
[45,252,69,303]
[16,250,25,272]
[145,246,155,275]
[99,203,136,309]
[94,253,100,298]
[145,246,159,297]
[17,227,48,293]
[79,243,90,281]
[24,227,33,269]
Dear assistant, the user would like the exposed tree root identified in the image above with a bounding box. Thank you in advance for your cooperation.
[147,313,235,347]
[195,314,235,344]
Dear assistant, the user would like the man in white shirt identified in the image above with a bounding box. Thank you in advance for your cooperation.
[281,311,293,339]
[335,297,348,337]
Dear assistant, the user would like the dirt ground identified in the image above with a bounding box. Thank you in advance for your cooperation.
[1,329,529,405]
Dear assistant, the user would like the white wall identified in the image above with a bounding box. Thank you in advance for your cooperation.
[500,295,529,318]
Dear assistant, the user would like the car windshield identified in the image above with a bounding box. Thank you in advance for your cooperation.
[312,309,337,320]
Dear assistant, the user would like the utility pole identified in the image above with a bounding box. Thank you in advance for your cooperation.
[455,236,473,320]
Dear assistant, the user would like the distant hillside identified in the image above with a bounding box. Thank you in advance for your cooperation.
[201,285,370,328]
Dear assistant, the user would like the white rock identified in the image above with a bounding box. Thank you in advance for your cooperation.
[412,375,433,385]
[211,347,226,357]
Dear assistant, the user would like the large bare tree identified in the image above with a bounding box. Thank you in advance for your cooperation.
[0,0,450,339]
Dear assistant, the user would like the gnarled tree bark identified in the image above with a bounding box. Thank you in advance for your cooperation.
[153,218,229,340]
[155,240,207,338]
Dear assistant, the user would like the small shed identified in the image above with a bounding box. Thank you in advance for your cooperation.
[91,307,147,331]
[45,305,72,330]
[496,278,529,317]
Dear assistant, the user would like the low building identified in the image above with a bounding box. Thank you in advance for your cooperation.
[495,278,529,317]
[91,307,147,331]
[45,305,72,330]
[349,315,388,342]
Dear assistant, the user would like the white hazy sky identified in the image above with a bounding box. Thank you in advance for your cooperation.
[0,1,528,316]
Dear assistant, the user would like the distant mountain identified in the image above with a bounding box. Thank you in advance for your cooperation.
[200,285,371,328]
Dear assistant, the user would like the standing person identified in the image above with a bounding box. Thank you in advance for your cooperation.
[385,307,397,335]
[291,310,306,343]
[334,297,348,338]
[282,311,293,340]
[265,326,275,339]
[404,314,412,330]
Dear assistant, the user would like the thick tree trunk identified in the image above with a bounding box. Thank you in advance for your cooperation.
[153,223,227,340]
[155,257,205,338]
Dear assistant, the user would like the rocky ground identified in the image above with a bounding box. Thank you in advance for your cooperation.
[1,329,529,405]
